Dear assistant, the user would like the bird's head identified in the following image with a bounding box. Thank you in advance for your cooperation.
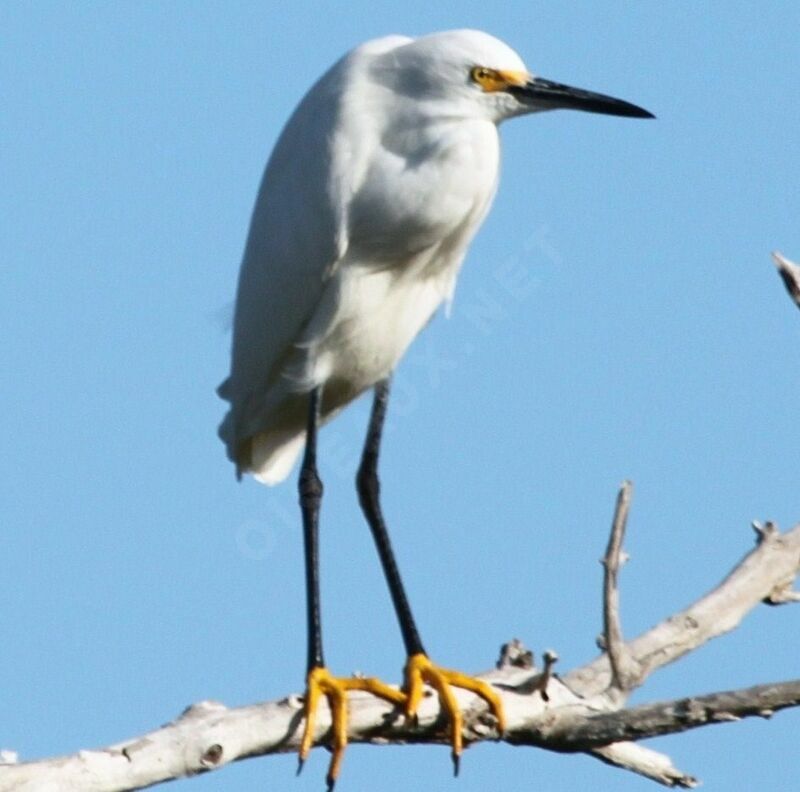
[370,29,653,124]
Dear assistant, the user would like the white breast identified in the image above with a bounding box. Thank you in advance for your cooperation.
[239,76,502,483]
[295,117,501,392]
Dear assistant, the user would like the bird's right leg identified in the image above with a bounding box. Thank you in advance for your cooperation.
[297,386,405,791]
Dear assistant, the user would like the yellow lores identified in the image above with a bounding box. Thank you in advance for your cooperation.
[471,66,530,92]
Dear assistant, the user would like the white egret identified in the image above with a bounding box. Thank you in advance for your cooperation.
[218,28,652,788]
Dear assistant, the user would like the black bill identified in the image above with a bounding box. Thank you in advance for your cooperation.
[510,76,654,119]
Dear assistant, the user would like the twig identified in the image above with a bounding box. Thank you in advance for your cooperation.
[601,481,639,691]
[531,650,558,701]
[773,251,800,310]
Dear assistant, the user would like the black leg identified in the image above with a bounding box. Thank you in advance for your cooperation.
[297,382,422,788]
[357,380,506,772]
[299,386,324,672]
[357,378,426,658]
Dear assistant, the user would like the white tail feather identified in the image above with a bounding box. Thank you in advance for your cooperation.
[251,430,306,485]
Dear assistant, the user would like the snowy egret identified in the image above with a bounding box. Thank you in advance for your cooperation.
[218,28,652,787]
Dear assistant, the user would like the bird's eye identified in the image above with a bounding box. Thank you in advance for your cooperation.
[470,66,505,92]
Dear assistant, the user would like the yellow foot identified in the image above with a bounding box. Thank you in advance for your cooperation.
[298,665,406,791]
[403,652,506,775]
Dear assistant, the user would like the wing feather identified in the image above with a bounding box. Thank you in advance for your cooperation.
[218,36,412,468]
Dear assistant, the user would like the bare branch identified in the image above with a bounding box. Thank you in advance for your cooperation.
[773,251,800,310]
[591,743,698,788]
[565,522,800,697]
[601,480,639,691]
[546,679,800,748]
[2,515,799,792]
[0,675,571,792]
[0,670,704,792]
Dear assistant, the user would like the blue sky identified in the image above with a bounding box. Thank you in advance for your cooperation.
[2,2,799,790]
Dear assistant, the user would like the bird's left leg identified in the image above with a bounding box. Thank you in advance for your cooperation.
[357,378,506,774]
[297,385,405,791]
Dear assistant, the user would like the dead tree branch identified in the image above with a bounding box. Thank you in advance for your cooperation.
[545,679,800,748]
[564,519,800,698]
[600,480,639,692]
[773,250,800,310]
[2,489,798,792]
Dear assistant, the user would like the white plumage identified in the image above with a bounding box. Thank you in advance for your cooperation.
[218,29,652,483]
[217,32,652,787]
